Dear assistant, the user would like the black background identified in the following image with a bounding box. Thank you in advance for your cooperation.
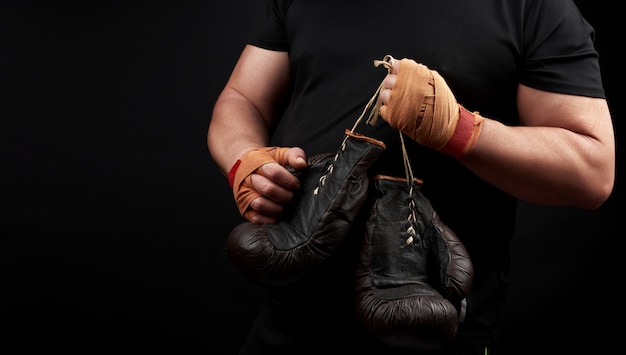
[2,1,622,354]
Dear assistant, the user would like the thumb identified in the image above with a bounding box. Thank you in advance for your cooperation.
[286,147,307,170]
[267,146,307,170]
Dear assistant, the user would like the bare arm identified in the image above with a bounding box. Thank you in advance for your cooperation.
[208,45,306,224]
[461,84,615,209]
[208,45,291,174]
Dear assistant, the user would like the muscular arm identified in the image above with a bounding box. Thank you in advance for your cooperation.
[208,45,291,175]
[208,45,306,224]
[461,84,615,209]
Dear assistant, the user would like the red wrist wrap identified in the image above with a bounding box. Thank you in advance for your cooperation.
[228,159,242,188]
[439,106,478,159]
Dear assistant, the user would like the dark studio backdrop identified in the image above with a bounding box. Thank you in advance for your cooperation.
[1,1,621,354]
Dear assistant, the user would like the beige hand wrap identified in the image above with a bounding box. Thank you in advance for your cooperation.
[230,147,290,219]
[380,59,484,159]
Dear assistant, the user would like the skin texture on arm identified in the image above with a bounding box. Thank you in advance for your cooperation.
[379,61,615,210]
[209,45,291,174]
[461,85,615,210]
[208,45,306,224]
[214,47,616,224]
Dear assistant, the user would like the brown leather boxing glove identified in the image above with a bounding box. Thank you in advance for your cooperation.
[226,130,386,287]
[355,175,474,350]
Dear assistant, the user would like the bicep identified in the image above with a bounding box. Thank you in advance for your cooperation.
[517,84,613,142]
[224,44,290,127]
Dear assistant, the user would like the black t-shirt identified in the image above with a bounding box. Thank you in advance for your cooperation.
[239,0,604,353]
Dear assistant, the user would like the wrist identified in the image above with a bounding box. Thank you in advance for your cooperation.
[227,159,242,188]
[439,106,485,159]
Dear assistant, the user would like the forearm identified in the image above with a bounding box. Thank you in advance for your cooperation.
[461,119,614,209]
[208,88,306,225]
[208,90,273,176]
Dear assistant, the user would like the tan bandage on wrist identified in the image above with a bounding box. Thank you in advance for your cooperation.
[232,147,290,218]
[380,59,484,159]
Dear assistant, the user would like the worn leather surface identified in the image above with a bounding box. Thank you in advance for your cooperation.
[226,131,385,287]
[355,176,474,350]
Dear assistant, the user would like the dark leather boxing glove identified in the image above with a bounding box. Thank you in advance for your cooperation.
[226,130,386,287]
[355,175,474,350]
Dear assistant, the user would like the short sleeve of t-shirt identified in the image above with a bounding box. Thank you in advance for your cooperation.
[246,0,605,100]
[520,0,605,98]
[247,0,290,52]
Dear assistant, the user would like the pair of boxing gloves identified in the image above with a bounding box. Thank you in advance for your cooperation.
[229,56,485,221]
[224,57,478,350]
[226,128,474,350]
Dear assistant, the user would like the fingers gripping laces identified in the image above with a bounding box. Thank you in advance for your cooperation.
[349,54,394,130]
[367,55,394,127]
[363,54,420,247]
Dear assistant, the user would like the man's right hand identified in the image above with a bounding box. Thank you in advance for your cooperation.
[230,146,307,224]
